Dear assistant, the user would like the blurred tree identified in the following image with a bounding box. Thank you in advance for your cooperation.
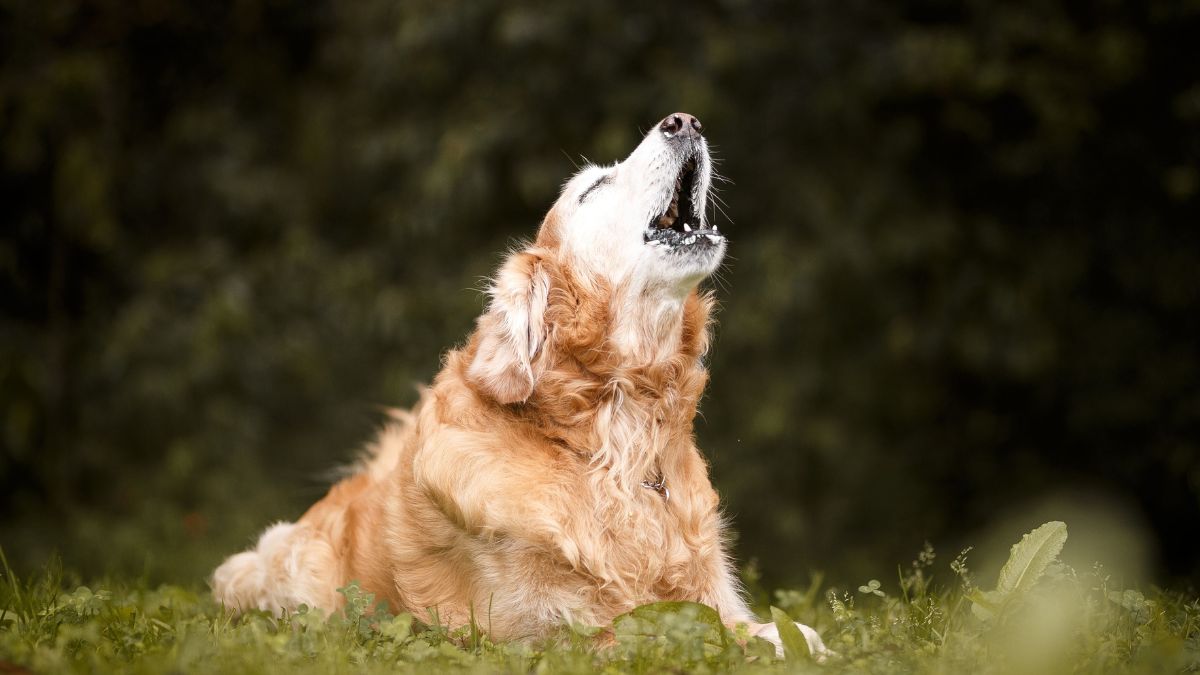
[1,0,1197,586]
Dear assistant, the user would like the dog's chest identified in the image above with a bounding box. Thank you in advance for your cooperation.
[568,480,712,599]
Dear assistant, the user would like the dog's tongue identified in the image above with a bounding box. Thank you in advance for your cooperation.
[656,198,679,229]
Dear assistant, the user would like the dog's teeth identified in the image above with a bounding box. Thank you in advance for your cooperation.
[683,223,692,232]
[705,234,720,243]
[685,235,696,245]
[712,224,719,232]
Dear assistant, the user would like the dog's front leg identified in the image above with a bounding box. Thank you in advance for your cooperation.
[700,546,831,661]
[748,621,831,661]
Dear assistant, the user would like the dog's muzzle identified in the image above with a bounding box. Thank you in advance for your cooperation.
[643,112,723,252]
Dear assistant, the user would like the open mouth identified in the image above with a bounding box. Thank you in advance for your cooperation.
[644,156,723,250]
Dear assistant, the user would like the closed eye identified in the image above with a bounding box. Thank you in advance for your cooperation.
[578,174,612,203]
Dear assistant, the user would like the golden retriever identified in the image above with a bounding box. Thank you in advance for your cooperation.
[212,112,826,655]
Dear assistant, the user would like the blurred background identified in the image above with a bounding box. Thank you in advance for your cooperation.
[2,0,1198,591]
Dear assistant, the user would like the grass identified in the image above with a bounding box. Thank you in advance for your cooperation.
[1,524,1197,674]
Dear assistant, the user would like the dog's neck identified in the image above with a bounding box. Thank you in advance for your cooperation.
[608,283,693,364]
[529,271,714,491]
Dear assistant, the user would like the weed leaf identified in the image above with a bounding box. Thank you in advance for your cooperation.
[613,601,737,663]
[996,521,1068,596]
[970,521,1068,621]
[770,606,811,661]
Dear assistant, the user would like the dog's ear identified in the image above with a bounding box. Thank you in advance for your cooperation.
[466,251,550,404]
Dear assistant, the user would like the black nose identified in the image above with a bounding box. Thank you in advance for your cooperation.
[659,112,703,138]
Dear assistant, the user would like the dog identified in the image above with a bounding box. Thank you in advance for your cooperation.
[212,112,827,656]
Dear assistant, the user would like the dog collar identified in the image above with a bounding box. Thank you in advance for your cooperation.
[641,473,670,501]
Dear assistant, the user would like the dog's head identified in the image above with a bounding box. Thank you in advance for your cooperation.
[467,113,724,404]
[541,111,725,289]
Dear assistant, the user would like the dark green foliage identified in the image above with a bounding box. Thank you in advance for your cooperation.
[1,0,1198,587]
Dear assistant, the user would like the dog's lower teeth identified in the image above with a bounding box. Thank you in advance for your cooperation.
[685,235,696,244]
[705,234,720,243]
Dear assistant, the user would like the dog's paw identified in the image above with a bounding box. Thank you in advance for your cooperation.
[754,621,833,662]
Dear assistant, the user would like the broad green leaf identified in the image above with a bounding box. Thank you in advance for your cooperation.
[612,601,735,660]
[970,521,1068,621]
[770,606,811,661]
[996,521,1068,596]
[613,601,726,638]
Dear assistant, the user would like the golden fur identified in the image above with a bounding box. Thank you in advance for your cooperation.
[212,115,826,653]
